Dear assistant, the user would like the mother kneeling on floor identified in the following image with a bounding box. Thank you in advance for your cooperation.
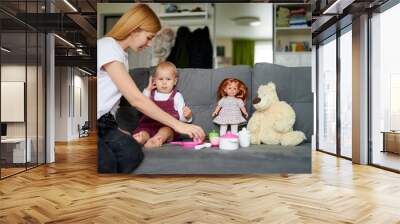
[97,4,205,173]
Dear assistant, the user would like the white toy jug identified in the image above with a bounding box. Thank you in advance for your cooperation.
[238,128,251,148]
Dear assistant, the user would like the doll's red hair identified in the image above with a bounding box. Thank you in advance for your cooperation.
[217,78,248,101]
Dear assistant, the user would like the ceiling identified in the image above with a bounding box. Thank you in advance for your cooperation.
[215,3,273,39]
[0,0,96,14]
[0,0,97,73]
[1,32,45,65]
[312,0,390,43]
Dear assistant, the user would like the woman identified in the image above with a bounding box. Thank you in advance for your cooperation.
[97,4,205,173]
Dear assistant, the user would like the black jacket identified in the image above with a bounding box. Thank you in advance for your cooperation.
[167,26,213,68]
[166,26,191,68]
[189,26,213,68]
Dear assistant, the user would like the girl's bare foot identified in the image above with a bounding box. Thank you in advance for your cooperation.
[133,131,148,145]
[144,136,164,148]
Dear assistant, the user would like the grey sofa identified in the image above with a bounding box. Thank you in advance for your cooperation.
[116,63,313,174]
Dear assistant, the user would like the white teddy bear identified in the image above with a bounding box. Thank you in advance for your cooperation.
[247,82,306,146]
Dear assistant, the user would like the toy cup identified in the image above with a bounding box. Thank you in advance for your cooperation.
[208,130,219,146]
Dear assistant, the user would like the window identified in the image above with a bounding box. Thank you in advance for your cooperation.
[371,2,400,171]
[0,1,47,179]
[390,74,400,130]
[317,36,337,154]
[254,41,273,64]
[340,28,352,158]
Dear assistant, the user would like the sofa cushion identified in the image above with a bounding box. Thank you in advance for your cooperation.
[175,68,214,133]
[253,63,313,142]
[133,143,311,174]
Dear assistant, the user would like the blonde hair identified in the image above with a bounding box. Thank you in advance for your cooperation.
[154,61,177,78]
[106,4,161,41]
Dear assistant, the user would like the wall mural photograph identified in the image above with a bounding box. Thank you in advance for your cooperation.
[96,3,313,174]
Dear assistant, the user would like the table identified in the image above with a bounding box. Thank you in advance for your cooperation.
[381,131,400,154]
[1,138,32,163]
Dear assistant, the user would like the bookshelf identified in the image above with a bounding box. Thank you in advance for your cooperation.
[274,3,312,67]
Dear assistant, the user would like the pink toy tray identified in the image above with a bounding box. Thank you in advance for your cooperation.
[170,140,202,148]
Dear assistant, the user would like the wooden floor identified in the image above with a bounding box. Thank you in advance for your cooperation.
[1,167,26,177]
[373,150,400,171]
[1,135,400,223]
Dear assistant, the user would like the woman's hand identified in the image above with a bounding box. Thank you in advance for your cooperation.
[183,106,192,120]
[175,122,205,141]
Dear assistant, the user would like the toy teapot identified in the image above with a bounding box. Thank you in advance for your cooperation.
[219,132,239,150]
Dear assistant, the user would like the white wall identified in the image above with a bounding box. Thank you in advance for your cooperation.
[72,72,89,138]
[55,66,68,141]
[1,64,46,164]
[1,65,39,138]
[1,65,26,130]
[55,67,89,141]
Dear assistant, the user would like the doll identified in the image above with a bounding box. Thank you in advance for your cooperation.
[212,78,248,136]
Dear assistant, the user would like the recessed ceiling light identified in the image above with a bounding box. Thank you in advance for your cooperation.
[250,21,261,26]
[78,67,93,76]
[63,0,78,12]
[54,34,75,48]
[322,0,353,15]
[1,47,11,53]
[232,16,261,26]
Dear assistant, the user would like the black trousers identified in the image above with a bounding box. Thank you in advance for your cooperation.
[97,113,144,173]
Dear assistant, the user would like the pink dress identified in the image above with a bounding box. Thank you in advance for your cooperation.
[213,96,246,125]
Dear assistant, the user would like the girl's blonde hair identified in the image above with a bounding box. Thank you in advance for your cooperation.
[106,4,161,41]
[154,61,177,78]
[217,78,248,102]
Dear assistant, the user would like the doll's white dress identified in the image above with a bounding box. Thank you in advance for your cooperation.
[213,96,246,125]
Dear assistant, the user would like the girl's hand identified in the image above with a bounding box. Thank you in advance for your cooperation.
[146,76,156,91]
[183,106,192,119]
[175,122,205,141]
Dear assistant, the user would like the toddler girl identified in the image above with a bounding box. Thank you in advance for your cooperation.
[133,62,192,148]
[212,78,248,135]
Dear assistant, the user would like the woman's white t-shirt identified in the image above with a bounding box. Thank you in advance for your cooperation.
[97,37,129,119]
